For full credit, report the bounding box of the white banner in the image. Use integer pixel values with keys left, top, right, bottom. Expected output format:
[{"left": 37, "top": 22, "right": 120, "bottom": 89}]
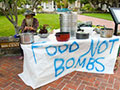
[{"left": 19, "top": 36, "right": 120, "bottom": 89}]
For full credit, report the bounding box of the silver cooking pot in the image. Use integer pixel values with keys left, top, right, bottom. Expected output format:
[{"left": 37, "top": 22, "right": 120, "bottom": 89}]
[
  {"left": 76, "top": 31, "right": 89, "bottom": 39},
  {"left": 100, "top": 28, "right": 113, "bottom": 38},
  {"left": 19, "top": 33, "right": 34, "bottom": 44}
]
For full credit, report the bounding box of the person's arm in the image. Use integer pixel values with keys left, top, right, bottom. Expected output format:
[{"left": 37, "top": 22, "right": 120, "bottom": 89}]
[
  {"left": 32, "top": 18, "right": 39, "bottom": 31},
  {"left": 21, "top": 19, "right": 26, "bottom": 33}
]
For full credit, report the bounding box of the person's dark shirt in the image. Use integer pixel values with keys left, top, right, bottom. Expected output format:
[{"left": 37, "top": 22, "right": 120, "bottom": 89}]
[{"left": 21, "top": 18, "right": 39, "bottom": 33}]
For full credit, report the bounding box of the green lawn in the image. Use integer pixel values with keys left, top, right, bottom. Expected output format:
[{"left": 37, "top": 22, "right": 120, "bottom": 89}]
[
  {"left": 81, "top": 13, "right": 113, "bottom": 21},
  {"left": 0, "top": 14, "right": 60, "bottom": 37},
  {"left": 0, "top": 13, "right": 113, "bottom": 37}
]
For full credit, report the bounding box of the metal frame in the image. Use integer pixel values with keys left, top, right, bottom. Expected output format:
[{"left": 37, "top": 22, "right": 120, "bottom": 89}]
[{"left": 109, "top": 8, "right": 120, "bottom": 35}]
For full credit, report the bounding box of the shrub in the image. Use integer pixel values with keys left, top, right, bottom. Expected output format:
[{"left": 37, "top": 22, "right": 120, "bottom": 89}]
[
  {"left": 0, "top": 10, "right": 10, "bottom": 16},
  {"left": 72, "top": 7, "right": 79, "bottom": 12},
  {"left": 0, "top": 8, "right": 25, "bottom": 16},
  {"left": 37, "top": 6, "right": 43, "bottom": 12},
  {"left": 81, "top": 4, "right": 96, "bottom": 11},
  {"left": 0, "top": 11, "right": 4, "bottom": 16},
  {"left": 17, "top": 8, "right": 26, "bottom": 15}
]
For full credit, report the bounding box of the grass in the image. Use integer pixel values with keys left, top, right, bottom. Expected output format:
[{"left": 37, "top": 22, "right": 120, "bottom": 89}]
[
  {"left": 0, "top": 13, "right": 114, "bottom": 37},
  {"left": 0, "top": 14, "right": 60, "bottom": 37},
  {"left": 81, "top": 13, "right": 113, "bottom": 21}
]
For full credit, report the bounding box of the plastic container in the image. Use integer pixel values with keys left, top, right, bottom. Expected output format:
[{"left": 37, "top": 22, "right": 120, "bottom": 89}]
[
  {"left": 55, "top": 32, "right": 70, "bottom": 42},
  {"left": 100, "top": 28, "right": 113, "bottom": 38}
]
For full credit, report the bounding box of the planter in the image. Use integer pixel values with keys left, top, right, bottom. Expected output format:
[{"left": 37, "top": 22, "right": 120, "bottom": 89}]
[{"left": 57, "top": 8, "right": 70, "bottom": 12}]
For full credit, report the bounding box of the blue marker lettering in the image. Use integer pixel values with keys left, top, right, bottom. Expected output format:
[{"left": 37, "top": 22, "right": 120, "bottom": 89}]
[
  {"left": 69, "top": 41, "right": 79, "bottom": 53},
  {"left": 90, "top": 39, "right": 100, "bottom": 57},
  {"left": 97, "top": 40, "right": 108, "bottom": 54},
  {"left": 54, "top": 58, "right": 65, "bottom": 77},
  {"left": 74, "top": 57, "right": 86, "bottom": 68},
  {"left": 65, "top": 57, "right": 75, "bottom": 69},
  {"left": 31, "top": 45, "right": 43, "bottom": 64},
  {"left": 58, "top": 44, "right": 68, "bottom": 54},
  {"left": 75, "top": 39, "right": 100, "bottom": 68},
  {"left": 46, "top": 46, "right": 57, "bottom": 56},
  {"left": 95, "top": 57, "right": 105, "bottom": 72},
  {"left": 86, "top": 57, "right": 95, "bottom": 71},
  {"left": 109, "top": 38, "right": 119, "bottom": 54}
]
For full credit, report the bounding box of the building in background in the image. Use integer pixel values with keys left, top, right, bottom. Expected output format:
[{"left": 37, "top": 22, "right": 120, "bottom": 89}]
[
  {"left": 40, "top": 0, "right": 80, "bottom": 12},
  {"left": 1, "top": 0, "right": 120, "bottom": 13},
  {"left": 0, "top": 2, "right": 5, "bottom": 9},
  {"left": 40, "top": 1, "right": 55, "bottom": 12}
]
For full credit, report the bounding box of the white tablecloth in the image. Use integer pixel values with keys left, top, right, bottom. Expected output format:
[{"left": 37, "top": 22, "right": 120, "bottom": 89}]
[{"left": 18, "top": 31, "right": 120, "bottom": 89}]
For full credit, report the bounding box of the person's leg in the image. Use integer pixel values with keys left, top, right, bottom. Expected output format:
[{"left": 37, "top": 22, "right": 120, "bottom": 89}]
[{"left": 19, "top": 46, "right": 24, "bottom": 60}]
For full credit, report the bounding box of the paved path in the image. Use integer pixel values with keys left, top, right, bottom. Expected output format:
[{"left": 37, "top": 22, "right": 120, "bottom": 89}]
[
  {"left": 0, "top": 56, "right": 120, "bottom": 90},
  {"left": 77, "top": 15, "right": 120, "bottom": 30}
]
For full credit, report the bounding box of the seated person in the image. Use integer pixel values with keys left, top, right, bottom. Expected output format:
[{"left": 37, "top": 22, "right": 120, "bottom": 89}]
[
  {"left": 19, "top": 10, "right": 39, "bottom": 60},
  {"left": 21, "top": 10, "right": 39, "bottom": 33}
]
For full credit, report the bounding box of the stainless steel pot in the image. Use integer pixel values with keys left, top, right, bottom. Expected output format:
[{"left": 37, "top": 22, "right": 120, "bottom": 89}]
[
  {"left": 20, "top": 33, "right": 34, "bottom": 44},
  {"left": 100, "top": 28, "right": 113, "bottom": 38},
  {"left": 60, "top": 12, "right": 77, "bottom": 37},
  {"left": 76, "top": 31, "right": 89, "bottom": 39}
]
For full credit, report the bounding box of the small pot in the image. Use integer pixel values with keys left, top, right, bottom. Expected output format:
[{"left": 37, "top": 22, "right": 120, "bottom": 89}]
[
  {"left": 76, "top": 31, "right": 89, "bottom": 39},
  {"left": 100, "top": 28, "right": 113, "bottom": 38},
  {"left": 55, "top": 32, "right": 70, "bottom": 42},
  {"left": 20, "top": 33, "right": 34, "bottom": 44}
]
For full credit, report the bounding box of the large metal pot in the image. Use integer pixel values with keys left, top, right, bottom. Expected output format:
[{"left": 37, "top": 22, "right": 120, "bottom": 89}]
[
  {"left": 60, "top": 12, "right": 77, "bottom": 37},
  {"left": 19, "top": 33, "right": 34, "bottom": 44}
]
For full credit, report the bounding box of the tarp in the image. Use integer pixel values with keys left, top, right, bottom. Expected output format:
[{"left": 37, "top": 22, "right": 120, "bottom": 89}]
[{"left": 19, "top": 36, "right": 120, "bottom": 89}]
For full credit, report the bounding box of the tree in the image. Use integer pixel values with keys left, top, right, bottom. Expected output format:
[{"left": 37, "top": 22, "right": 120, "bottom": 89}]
[
  {"left": 84, "top": 0, "right": 120, "bottom": 11},
  {"left": 0, "top": 0, "right": 78, "bottom": 35},
  {"left": 68, "top": 0, "right": 76, "bottom": 4},
  {"left": 27, "top": 0, "right": 50, "bottom": 10},
  {"left": 29, "top": 0, "right": 42, "bottom": 10},
  {"left": 54, "top": 0, "right": 76, "bottom": 8},
  {"left": 0, "top": 0, "right": 29, "bottom": 34},
  {"left": 0, "top": 0, "right": 20, "bottom": 34},
  {"left": 0, "top": 0, "right": 46, "bottom": 35}
]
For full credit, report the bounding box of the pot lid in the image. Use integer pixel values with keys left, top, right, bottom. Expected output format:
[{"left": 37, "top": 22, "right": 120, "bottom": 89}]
[{"left": 76, "top": 31, "right": 89, "bottom": 34}]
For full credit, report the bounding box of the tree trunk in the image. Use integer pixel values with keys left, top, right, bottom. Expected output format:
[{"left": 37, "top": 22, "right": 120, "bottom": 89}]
[
  {"left": 116, "top": 0, "right": 119, "bottom": 7},
  {"left": 88, "top": 1, "right": 95, "bottom": 9},
  {"left": 14, "top": 25, "right": 20, "bottom": 34},
  {"left": 80, "top": 1, "right": 82, "bottom": 9},
  {"left": 95, "top": 0, "right": 99, "bottom": 9}
]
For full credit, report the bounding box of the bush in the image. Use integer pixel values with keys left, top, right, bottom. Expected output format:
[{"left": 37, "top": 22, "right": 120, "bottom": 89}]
[
  {"left": 72, "top": 7, "right": 79, "bottom": 12},
  {"left": 17, "top": 8, "right": 26, "bottom": 15},
  {"left": 0, "top": 10, "right": 4, "bottom": 16},
  {"left": 81, "top": 4, "right": 96, "bottom": 11},
  {"left": 37, "top": 6, "right": 43, "bottom": 12},
  {"left": 0, "top": 8, "right": 25, "bottom": 16},
  {"left": 0, "top": 10, "right": 10, "bottom": 16}
]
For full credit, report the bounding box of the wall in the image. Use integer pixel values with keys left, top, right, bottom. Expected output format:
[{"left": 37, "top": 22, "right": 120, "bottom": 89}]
[{"left": 0, "top": 36, "right": 21, "bottom": 56}]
